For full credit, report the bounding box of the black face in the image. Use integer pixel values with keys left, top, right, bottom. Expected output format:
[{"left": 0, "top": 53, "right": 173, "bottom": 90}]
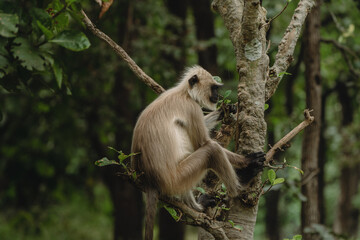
[{"left": 210, "top": 85, "right": 220, "bottom": 103}]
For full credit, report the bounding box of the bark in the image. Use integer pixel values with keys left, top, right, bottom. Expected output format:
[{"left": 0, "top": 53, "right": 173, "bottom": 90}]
[
  {"left": 301, "top": 1, "right": 322, "bottom": 239},
  {"left": 266, "top": 0, "right": 316, "bottom": 101}
]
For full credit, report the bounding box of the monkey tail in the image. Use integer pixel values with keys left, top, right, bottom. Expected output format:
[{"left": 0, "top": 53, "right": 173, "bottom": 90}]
[{"left": 145, "top": 189, "right": 159, "bottom": 240}]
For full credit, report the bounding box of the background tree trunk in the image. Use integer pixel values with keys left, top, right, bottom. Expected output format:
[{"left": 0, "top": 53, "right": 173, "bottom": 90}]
[
  {"left": 333, "top": 80, "right": 360, "bottom": 238},
  {"left": 190, "top": 0, "right": 218, "bottom": 74},
  {"left": 301, "top": 1, "right": 322, "bottom": 239}
]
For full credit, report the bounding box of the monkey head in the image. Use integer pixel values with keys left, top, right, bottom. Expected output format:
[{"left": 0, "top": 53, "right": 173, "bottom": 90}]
[{"left": 184, "top": 66, "right": 223, "bottom": 111}]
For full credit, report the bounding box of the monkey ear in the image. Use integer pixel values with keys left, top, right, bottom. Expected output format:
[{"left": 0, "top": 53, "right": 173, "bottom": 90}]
[{"left": 188, "top": 75, "right": 199, "bottom": 88}]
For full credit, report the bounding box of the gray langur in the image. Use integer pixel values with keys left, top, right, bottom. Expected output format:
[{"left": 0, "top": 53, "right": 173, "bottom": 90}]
[{"left": 131, "top": 66, "right": 265, "bottom": 240}]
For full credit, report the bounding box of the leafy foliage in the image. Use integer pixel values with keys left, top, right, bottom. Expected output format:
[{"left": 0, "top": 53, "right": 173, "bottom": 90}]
[{"left": 0, "top": 0, "right": 90, "bottom": 90}]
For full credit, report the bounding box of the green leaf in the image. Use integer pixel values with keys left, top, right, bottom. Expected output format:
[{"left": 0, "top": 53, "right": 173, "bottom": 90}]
[
  {"left": 95, "top": 157, "right": 120, "bottom": 167},
  {"left": 11, "top": 38, "right": 46, "bottom": 71},
  {"left": 132, "top": 172, "right": 137, "bottom": 181},
  {"left": 223, "top": 90, "right": 231, "bottom": 98},
  {"left": 267, "top": 169, "right": 276, "bottom": 184},
  {"left": 30, "top": 8, "right": 52, "bottom": 28},
  {"left": 108, "top": 146, "right": 122, "bottom": 154},
  {"left": 264, "top": 103, "right": 269, "bottom": 110},
  {"left": 0, "top": 38, "right": 8, "bottom": 55},
  {"left": 293, "top": 235, "right": 302, "bottom": 240},
  {"left": 0, "top": 13, "right": 19, "bottom": 38},
  {"left": 52, "top": 61, "right": 63, "bottom": 88},
  {"left": 37, "top": 20, "right": 54, "bottom": 40},
  {"left": 221, "top": 183, "right": 227, "bottom": 192},
  {"left": 118, "top": 151, "right": 139, "bottom": 163},
  {"left": 50, "top": 30, "right": 90, "bottom": 51},
  {"left": 0, "top": 55, "right": 9, "bottom": 78},
  {"left": 273, "top": 178, "right": 285, "bottom": 185},
  {"left": 221, "top": 206, "right": 230, "bottom": 211},
  {"left": 278, "top": 71, "right": 292, "bottom": 77},
  {"left": 228, "top": 220, "right": 235, "bottom": 227},
  {"left": 213, "top": 76, "right": 222, "bottom": 83},
  {"left": 163, "top": 205, "right": 180, "bottom": 221},
  {"left": 196, "top": 187, "right": 206, "bottom": 194}
]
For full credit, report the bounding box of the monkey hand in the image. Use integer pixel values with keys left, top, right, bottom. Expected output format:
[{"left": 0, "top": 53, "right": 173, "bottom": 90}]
[
  {"left": 247, "top": 152, "right": 266, "bottom": 167},
  {"left": 197, "top": 193, "right": 217, "bottom": 209},
  {"left": 217, "top": 103, "right": 237, "bottom": 120},
  {"left": 236, "top": 152, "right": 265, "bottom": 184}
]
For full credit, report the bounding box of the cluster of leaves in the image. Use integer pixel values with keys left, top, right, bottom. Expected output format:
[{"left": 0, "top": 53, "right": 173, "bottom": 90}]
[
  {"left": 0, "top": 0, "right": 89, "bottom": 90},
  {"left": 95, "top": 147, "right": 140, "bottom": 181},
  {"left": 267, "top": 169, "right": 285, "bottom": 186}
]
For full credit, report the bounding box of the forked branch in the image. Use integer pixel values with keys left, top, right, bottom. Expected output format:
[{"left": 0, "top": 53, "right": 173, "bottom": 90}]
[{"left": 265, "top": 0, "right": 316, "bottom": 100}]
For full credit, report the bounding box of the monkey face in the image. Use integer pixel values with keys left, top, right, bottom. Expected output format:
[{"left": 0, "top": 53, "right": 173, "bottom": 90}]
[
  {"left": 210, "top": 85, "right": 221, "bottom": 104},
  {"left": 185, "top": 66, "right": 223, "bottom": 111}
]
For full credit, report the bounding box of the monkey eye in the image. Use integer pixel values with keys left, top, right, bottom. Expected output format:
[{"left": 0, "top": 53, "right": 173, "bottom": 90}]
[{"left": 188, "top": 75, "right": 199, "bottom": 87}]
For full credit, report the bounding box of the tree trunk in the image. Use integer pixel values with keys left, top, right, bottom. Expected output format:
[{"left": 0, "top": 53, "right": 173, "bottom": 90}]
[
  {"left": 301, "top": 1, "right": 322, "bottom": 239},
  {"left": 333, "top": 81, "right": 360, "bottom": 238},
  {"left": 211, "top": 1, "right": 268, "bottom": 239}
]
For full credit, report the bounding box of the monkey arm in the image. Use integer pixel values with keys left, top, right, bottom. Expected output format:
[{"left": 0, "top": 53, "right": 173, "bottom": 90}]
[
  {"left": 204, "top": 110, "right": 221, "bottom": 131},
  {"left": 222, "top": 148, "right": 249, "bottom": 168}
]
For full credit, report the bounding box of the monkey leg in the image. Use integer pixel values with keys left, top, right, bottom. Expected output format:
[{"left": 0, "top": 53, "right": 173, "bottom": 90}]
[{"left": 176, "top": 141, "right": 240, "bottom": 198}]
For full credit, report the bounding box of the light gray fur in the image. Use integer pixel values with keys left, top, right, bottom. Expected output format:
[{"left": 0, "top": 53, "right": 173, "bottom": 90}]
[{"left": 204, "top": 110, "right": 221, "bottom": 131}]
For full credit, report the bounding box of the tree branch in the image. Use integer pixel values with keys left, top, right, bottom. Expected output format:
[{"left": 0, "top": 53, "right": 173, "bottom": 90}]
[
  {"left": 321, "top": 38, "right": 360, "bottom": 79},
  {"left": 80, "top": 10, "right": 165, "bottom": 94},
  {"left": 265, "top": 0, "right": 316, "bottom": 101},
  {"left": 113, "top": 163, "right": 231, "bottom": 240},
  {"left": 265, "top": 109, "right": 314, "bottom": 163},
  {"left": 211, "top": 0, "right": 243, "bottom": 57}
]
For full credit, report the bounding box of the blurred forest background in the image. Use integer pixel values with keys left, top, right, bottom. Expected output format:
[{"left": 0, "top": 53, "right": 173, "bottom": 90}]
[{"left": 0, "top": 0, "right": 360, "bottom": 239}]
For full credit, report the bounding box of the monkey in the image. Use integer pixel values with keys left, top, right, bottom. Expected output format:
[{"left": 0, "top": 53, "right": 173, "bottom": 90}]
[{"left": 131, "top": 66, "right": 265, "bottom": 240}]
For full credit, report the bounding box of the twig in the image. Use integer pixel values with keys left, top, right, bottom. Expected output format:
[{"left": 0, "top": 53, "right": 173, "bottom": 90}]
[
  {"left": 321, "top": 38, "right": 360, "bottom": 78},
  {"left": 52, "top": 1, "right": 68, "bottom": 19},
  {"left": 301, "top": 168, "right": 319, "bottom": 186},
  {"left": 265, "top": 109, "right": 314, "bottom": 163},
  {"left": 80, "top": 10, "right": 165, "bottom": 94},
  {"left": 261, "top": 1, "right": 289, "bottom": 29}
]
